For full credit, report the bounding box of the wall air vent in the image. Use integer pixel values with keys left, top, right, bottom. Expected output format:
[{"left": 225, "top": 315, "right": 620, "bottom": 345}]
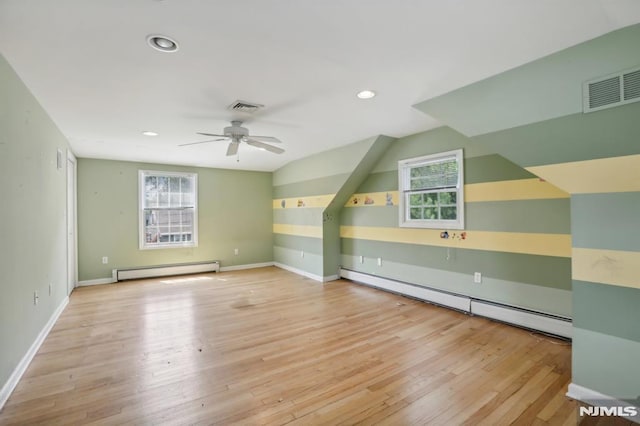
[
  {"left": 227, "top": 100, "right": 264, "bottom": 113},
  {"left": 583, "top": 66, "right": 640, "bottom": 113}
]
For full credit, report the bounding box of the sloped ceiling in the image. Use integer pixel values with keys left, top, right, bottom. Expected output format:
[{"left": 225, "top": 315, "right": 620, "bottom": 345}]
[{"left": 1, "top": 0, "right": 640, "bottom": 171}]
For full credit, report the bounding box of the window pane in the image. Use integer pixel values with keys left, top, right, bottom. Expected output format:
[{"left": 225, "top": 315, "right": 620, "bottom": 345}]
[
  {"left": 441, "top": 207, "right": 457, "bottom": 220},
  {"left": 409, "top": 194, "right": 423, "bottom": 206},
  {"left": 181, "top": 177, "right": 192, "bottom": 193},
  {"left": 424, "top": 193, "right": 438, "bottom": 205},
  {"left": 170, "top": 193, "right": 181, "bottom": 207},
  {"left": 159, "top": 191, "right": 169, "bottom": 207},
  {"left": 439, "top": 191, "right": 457, "bottom": 205},
  {"left": 410, "top": 207, "right": 422, "bottom": 219},
  {"left": 169, "top": 176, "right": 180, "bottom": 192},
  {"left": 424, "top": 207, "right": 438, "bottom": 220}
]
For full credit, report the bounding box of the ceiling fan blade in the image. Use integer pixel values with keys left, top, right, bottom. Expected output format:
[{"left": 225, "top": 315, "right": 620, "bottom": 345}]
[
  {"left": 249, "top": 135, "right": 282, "bottom": 143},
  {"left": 179, "top": 138, "right": 228, "bottom": 147},
  {"left": 245, "top": 138, "right": 285, "bottom": 154},
  {"left": 197, "top": 132, "right": 227, "bottom": 138},
  {"left": 226, "top": 141, "right": 240, "bottom": 156}
]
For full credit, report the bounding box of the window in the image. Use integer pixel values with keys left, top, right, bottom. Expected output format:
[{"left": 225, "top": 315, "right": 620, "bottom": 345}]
[
  {"left": 139, "top": 170, "right": 198, "bottom": 249},
  {"left": 398, "top": 149, "right": 464, "bottom": 229}
]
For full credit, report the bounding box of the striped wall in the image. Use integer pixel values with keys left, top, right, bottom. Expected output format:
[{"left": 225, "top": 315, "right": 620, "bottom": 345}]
[
  {"left": 272, "top": 136, "right": 392, "bottom": 280},
  {"left": 340, "top": 127, "right": 572, "bottom": 317},
  {"left": 416, "top": 27, "right": 640, "bottom": 405},
  {"left": 468, "top": 109, "right": 640, "bottom": 402}
]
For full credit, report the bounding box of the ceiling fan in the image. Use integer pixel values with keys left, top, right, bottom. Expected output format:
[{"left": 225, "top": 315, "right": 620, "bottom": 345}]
[{"left": 179, "top": 120, "right": 284, "bottom": 156}]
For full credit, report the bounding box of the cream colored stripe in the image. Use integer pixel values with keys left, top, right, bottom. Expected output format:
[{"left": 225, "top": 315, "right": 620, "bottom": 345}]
[
  {"left": 340, "top": 226, "right": 571, "bottom": 258},
  {"left": 465, "top": 178, "right": 568, "bottom": 202},
  {"left": 572, "top": 247, "right": 640, "bottom": 289},
  {"left": 344, "top": 178, "right": 567, "bottom": 208},
  {"left": 527, "top": 154, "right": 640, "bottom": 194},
  {"left": 345, "top": 192, "right": 399, "bottom": 207},
  {"left": 273, "top": 223, "right": 323, "bottom": 239},
  {"left": 273, "top": 194, "right": 335, "bottom": 209}
]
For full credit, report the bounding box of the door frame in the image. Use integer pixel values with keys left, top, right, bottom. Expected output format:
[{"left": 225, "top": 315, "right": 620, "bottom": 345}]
[{"left": 67, "top": 150, "right": 78, "bottom": 295}]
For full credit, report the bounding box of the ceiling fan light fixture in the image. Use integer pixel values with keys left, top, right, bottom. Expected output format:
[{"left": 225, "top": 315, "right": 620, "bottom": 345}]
[
  {"left": 357, "top": 90, "right": 376, "bottom": 99},
  {"left": 142, "top": 131, "right": 158, "bottom": 136},
  {"left": 146, "top": 35, "right": 179, "bottom": 53}
]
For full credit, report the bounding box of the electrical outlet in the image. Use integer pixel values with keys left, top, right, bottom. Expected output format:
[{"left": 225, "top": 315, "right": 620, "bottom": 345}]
[
  {"left": 301, "top": 250, "right": 304, "bottom": 258},
  {"left": 234, "top": 248, "right": 239, "bottom": 256},
  {"left": 49, "top": 283, "right": 52, "bottom": 296},
  {"left": 377, "top": 257, "right": 382, "bottom": 267},
  {"left": 102, "top": 256, "right": 108, "bottom": 264},
  {"left": 359, "top": 255, "right": 364, "bottom": 264},
  {"left": 34, "top": 291, "right": 39, "bottom": 305},
  {"left": 474, "top": 272, "right": 482, "bottom": 284}
]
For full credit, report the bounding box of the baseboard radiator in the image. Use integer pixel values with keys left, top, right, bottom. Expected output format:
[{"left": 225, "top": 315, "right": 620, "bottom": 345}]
[
  {"left": 339, "top": 268, "right": 572, "bottom": 339},
  {"left": 114, "top": 260, "right": 220, "bottom": 281}
]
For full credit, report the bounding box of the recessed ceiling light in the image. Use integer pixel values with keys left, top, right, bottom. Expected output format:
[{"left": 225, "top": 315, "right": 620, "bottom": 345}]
[
  {"left": 357, "top": 90, "right": 376, "bottom": 99},
  {"left": 142, "top": 131, "right": 158, "bottom": 136},
  {"left": 146, "top": 35, "right": 179, "bottom": 53}
]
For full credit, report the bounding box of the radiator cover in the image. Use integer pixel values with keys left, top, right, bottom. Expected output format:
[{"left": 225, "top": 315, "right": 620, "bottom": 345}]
[{"left": 114, "top": 260, "right": 220, "bottom": 281}]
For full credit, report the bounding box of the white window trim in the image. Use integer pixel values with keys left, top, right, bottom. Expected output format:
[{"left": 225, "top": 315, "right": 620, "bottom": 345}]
[
  {"left": 138, "top": 170, "right": 198, "bottom": 250},
  {"left": 398, "top": 149, "right": 465, "bottom": 230}
]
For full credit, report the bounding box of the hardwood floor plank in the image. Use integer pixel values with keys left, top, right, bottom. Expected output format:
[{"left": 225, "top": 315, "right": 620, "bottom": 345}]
[{"left": 0, "top": 267, "right": 584, "bottom": 425}]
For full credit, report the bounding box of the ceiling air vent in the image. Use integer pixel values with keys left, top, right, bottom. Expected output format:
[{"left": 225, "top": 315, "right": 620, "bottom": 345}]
[
  {"left": 227, "top": 100, "right": 264, "bottom": 113},
  {"left": 583, "top": 66, "right": 640, "bottom": 113}
]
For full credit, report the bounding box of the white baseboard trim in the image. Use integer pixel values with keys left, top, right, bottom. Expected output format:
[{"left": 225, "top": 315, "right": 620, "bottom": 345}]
[
  {"left": 340, "top": 268, "right": 471, "bottom": 312},
  {"left": 471, "top": 300, "right": 572, "bottom": 339},
  {"left": 77, "top": 277, "right": 115, "bottom": 287},
  {"left": 0, "top": 296, "right": 69, "bottom": 411},
  {"left": 567, "top": 383, "right": 640, "bottom": 423},
  {"left": 274, "top": 263, "right": 337, "bottom": 282},
  {"left": 220, "top": 262, "right": 275, "bottom": 272},
  {"left": 339, "top": 268, "right": 573, "bottom": 338}
]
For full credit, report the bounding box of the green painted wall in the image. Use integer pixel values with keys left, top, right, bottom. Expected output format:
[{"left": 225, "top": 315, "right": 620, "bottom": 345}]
[
  {"left": 420, "top": 24, "right": 640, "bottom": 405},
  {"left": 77, "top": 159, "right": 273, "bottom": 280},
  {"left": 0, "top": 54, "right": 71, "bottom": 389},
  {"left": 416, "top": 24, "right": 640, "bottom": 137},
  {"left": 272, "top": 136, "right": 392, "bottom": 279},
  {"left": 340, "top": 127, "right": 572, "bottom": 316}
]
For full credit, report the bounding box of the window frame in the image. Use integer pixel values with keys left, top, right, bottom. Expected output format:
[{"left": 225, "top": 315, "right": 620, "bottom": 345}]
[
  {"left": 398, "top": 149, "right": 465, "bottom": 230},
  {"left": 138, "top": 170, "right": 198, "bottom": 250}
]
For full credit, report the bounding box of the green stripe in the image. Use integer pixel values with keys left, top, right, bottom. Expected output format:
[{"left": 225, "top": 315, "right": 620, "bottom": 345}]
[
  {"left": 571, "top": 192, "right": 640, "bottom": 252},
  {"left": 467, "top": 199, "right": 570, "bottom": 234},
  {"left": 573, "top": 280, "right": 640, "bottom": 343},
  {"left": 274, "top": 246, "right": 323, "bottom": 277},
  {"left": 341, "top": 238, "right": 571, "bottom": 290},
  {"left": 371, "top": 127, "right": 493, "bottom": 173},
  {"left": 341, "top": 255, "right": 571, "bottom": 317},
  {"left": 274, "top": 233, "right": 323, "bottom": 255},
  {"left": 356, "top": 171, "right": 397, "bottom": 193},
  {"left": 572, "top": 327, "right": 640, "bottom": 400},
  {"left": 341, "top": 198, "right": 570, "bottom": 234},
  {"left": 465, "top": 154, "right": 535, "bottom": 184},
  {"left": 272, "top": 173, "right": 349, "bottom": 198},
  {"left": 473, "top": 102, "right": 640, "bottom": 168},
  {"left": 273, "top": 208, "right": 324, "bottom": 227}
]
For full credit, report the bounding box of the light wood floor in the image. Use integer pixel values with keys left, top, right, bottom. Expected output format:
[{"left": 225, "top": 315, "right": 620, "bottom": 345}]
[{"left": 0, "top": 267, "right": 591, "bottom": 425}]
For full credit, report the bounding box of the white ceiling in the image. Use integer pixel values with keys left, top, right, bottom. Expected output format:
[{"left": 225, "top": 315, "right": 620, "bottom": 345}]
[{"left": 1, "top": 0, "right": 640, "bottom": 172}]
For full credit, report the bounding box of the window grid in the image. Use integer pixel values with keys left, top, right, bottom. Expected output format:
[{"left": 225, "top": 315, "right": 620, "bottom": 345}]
[
  {"left": 398, "top": 149, "right": 464, "bottom": 229},
  {"left": 139, "top": 171, "right": 197, "bottom": 249}
]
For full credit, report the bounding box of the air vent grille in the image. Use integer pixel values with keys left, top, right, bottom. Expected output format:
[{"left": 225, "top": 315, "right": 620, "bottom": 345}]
[
  {"left": 583, "top": 66, "right": 640, "bottom": 113},
  {"left": 228, "top": 100, "right": 264, "bottom": 113},
  {"left": 623, "top": 69, "right": 640, "bottom": 101},
  {"left": 588, "top": 77, "right": 620, "bottom": 109}
]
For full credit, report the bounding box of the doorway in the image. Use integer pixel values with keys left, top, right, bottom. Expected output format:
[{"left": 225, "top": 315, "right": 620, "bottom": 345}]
[{"left": 66, "top": 151, "right": 77, "bottom": 295}]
